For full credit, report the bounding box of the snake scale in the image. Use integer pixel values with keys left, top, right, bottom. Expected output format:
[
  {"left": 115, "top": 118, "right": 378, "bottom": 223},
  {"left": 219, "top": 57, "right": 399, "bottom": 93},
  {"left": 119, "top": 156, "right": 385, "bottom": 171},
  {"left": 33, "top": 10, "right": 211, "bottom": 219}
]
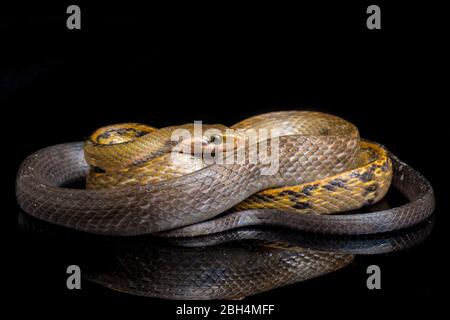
[{"left": 16, "top": 111, "right": 435, "bottom": 236}]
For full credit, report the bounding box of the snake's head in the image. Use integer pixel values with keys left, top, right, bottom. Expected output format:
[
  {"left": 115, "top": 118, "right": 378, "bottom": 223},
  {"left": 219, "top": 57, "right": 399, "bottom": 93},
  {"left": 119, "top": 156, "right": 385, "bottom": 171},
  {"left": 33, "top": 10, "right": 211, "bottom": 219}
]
[{"left": 171, "top": 124, "right": 247, "bottom": 158}]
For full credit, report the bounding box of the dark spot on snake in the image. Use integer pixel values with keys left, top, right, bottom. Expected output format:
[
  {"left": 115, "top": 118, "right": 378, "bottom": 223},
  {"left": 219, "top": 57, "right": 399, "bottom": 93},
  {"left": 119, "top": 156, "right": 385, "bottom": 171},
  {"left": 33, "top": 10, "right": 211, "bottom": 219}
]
[
  {"left": 92, "top": 166, "right": 106, "bottom": 173},
  {"left": 293, "top": 202, "right": 312, "bottom": 210},
  {"left": 258, "top": 193, "right": 275, "bottom": 200},
  {"left": 301, "top": 184, "right": 319, "bottom": 196},
  {"left": 329, "top": 179, "right": 347, "bottom": 188},
  {"left": 279, "top": 190, "right": 298, "bottom": 197},
  {"left": 253, "top": 194, "right": 266, "bottom": 201},
  {"left": 359, "top": 171, "right": 373, "bottom": 182},
  {"left": 364, "top": 198, "right": 375, "bottom": 206},
  {"left": 350, "top": 171, "right": 361, "bottom": 179},
  {"left": 323, "top": 184, "right": 337, "bottom": 191},
  {"left": 96, "top": 131, "right": 111, "bottom": 143},
  {"left": 364, "top": 184, "right": 378, "bottom": 195},
  {"left": 134, "top": 130, "right": 148, "bottom": 137}
]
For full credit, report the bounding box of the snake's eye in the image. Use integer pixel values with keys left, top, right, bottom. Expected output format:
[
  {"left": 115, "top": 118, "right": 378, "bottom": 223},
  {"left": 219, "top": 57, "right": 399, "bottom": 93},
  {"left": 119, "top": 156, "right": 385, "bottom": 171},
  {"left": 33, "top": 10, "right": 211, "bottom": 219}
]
[{"left": 209, "top": 134, "right": 222, "bottom": 145}]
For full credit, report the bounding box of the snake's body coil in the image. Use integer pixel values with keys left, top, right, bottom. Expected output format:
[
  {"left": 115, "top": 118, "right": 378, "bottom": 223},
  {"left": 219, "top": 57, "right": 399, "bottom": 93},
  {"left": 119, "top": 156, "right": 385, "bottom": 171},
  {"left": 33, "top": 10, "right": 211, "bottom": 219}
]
[{"left": 16, "top": 111, "right": 435, "bottom": 236}]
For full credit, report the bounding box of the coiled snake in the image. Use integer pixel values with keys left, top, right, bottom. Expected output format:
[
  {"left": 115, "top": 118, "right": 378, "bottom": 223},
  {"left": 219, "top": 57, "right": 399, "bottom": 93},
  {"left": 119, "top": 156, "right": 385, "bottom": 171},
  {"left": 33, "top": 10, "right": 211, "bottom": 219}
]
[{"left": 16, "top": 111, "right": 435, "bottom": 236}]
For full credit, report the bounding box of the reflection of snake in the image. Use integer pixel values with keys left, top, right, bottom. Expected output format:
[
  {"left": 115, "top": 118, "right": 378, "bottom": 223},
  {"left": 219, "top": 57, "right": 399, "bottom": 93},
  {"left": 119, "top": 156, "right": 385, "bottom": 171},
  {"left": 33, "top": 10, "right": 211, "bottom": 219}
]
[
  {"left": 167, "top": 222, "right": 434, "bottom": 254},
  {"left": 87, "top": 242, "right": 354, "bottom": 300},
  {"left": 17, "top": 211, "right": 432, "bottom": 300},
  {"left": 85, "top": 222, "right": 432, "bottom": 300},
  {"left": 16, "top": 111, "right": 435, "bottom": 235}
]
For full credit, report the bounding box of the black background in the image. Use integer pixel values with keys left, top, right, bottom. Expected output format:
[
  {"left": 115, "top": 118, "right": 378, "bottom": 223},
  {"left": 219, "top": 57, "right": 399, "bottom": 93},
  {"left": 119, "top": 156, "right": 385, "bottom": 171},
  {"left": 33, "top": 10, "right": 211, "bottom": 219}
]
[{"left": 2, "top": 1, "right": 447, "bottom": 317}]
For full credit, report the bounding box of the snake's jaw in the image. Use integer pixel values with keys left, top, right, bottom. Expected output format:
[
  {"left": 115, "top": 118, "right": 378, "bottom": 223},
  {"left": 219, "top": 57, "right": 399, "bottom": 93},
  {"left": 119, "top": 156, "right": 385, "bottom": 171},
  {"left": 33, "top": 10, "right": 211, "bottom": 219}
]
[{"left": 171, "top": 137, "right": 206, "bottom": 155}]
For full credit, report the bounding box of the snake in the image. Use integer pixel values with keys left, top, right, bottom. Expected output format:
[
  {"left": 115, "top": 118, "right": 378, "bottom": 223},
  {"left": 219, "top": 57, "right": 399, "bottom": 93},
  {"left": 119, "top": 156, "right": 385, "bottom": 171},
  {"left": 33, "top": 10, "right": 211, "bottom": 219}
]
[
  {"left": 15, "top": 111, "right": 435, "bottom": 236},
  {"left": 85, "top": 221, "right": 431, "bottom": 300}
]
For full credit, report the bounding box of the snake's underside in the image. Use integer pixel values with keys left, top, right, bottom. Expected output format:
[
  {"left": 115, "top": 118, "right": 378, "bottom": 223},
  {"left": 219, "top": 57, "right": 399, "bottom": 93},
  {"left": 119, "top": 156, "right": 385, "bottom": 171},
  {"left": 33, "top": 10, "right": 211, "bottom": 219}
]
[{"left": 15, "top": 111, "right": 435, "bottom": 236}]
